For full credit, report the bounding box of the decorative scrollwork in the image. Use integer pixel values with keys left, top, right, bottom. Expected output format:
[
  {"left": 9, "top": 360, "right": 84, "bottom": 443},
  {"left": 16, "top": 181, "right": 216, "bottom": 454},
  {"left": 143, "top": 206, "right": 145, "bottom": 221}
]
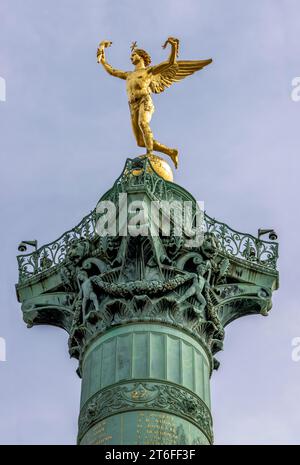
[
  {"left": 78, "top": 381, "right": 213, "bottom": 444},
  {"left": 205, "top": 214, "right": 278, "bottom": 270},
  {"left": 17, "top": 210, "right": 98, "bottom": 282}
]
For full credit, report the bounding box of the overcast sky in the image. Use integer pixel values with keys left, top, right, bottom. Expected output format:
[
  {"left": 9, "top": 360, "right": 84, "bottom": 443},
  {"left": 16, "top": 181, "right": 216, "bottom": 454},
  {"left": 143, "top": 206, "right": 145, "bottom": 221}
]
[{"left": 0, "top": 0, "right": 300, "bottom": 445}]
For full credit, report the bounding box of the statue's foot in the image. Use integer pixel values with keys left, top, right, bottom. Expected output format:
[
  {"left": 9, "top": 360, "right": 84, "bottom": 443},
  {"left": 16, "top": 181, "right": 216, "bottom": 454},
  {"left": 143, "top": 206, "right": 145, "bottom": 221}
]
[{"left": 169, "top": 149, "right": 178, "bottom": 169}]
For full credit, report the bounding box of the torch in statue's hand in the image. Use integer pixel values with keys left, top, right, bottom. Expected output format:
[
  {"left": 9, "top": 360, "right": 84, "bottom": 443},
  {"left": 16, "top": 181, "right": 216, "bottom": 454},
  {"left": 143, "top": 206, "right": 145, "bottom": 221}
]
[
  {"left": 97, "top": 40, "right": 113, "bottom": 63},
  {"left": 162, "top": 37, "right": 179, "bottom": 57}
]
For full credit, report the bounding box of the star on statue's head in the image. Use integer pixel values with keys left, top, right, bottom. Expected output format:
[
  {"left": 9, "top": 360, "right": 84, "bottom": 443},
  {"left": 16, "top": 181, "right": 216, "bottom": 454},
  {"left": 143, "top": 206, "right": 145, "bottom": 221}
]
[{"left": 130, "top": 41, "right": 138, "bottom": 52}]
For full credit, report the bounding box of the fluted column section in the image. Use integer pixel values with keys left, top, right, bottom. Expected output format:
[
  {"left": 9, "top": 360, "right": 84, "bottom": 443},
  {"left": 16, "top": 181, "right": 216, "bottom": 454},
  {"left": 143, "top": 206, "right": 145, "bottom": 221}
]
[{"left": 78, "top": 323, "right": 213, "bottom": 445}]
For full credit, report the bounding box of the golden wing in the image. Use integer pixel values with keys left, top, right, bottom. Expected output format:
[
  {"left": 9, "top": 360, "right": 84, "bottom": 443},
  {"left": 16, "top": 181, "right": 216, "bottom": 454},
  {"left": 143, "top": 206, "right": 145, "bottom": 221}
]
[{"left": 150, "top": 59, "right": 212, "bottom": 94}]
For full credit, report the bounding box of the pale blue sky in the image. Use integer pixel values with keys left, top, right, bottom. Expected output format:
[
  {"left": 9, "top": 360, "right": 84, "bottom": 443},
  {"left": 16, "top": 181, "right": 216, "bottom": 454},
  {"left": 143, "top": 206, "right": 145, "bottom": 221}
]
[{"left": 0, "top": 0, "right": 300, "bottom": 444}]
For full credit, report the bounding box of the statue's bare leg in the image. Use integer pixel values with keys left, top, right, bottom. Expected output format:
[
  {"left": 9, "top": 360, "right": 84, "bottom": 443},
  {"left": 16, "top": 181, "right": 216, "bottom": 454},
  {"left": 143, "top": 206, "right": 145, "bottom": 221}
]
[
  {"left": 130, "top": 102, "right": 178, "bottom": 169},
  {"left": 130, "top": 108, "right": 146, "bottom": 148},
  {"left": 153, "top": 141, "right": 178, "bottom": 169},
  {"left": 139, "top": 104, "right": 179, "bottom": 168},
  {"left": 90, "top": 292, "right": 99, "bottom": 312},
  {"left": 196, "top": 291, "right": 206, "bottom": 306},
  {"left": 138, "top": 102, "right": 154, "bottom": 152},
  {"left": 178, "top": 285, "right": 196, "bottom": 304}
]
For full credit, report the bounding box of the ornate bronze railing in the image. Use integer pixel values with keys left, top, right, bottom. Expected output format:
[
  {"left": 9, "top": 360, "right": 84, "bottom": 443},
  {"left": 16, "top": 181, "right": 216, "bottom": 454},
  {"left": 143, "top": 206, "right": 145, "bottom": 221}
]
[
  {"left": 204, "top": 214, "right": 278, "bottom": 269},
  {"left": 17, "top": 209, "right": 278, "bottom": 284},
  {"left": 17, "top": 210, "right": 97, "bottom": 283}
]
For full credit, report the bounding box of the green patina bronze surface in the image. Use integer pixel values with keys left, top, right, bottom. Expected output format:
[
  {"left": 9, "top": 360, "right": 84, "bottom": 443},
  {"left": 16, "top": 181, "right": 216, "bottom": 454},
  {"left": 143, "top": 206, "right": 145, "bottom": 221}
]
[{"left": 15, "top": 157, "right": 279, "bottom": 445}]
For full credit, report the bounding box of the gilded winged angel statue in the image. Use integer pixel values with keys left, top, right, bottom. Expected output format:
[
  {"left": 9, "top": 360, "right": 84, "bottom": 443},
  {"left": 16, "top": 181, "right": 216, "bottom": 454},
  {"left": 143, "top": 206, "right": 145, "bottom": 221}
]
[{"left": 97, "top": 37, "right": 212, "bottom": 169}]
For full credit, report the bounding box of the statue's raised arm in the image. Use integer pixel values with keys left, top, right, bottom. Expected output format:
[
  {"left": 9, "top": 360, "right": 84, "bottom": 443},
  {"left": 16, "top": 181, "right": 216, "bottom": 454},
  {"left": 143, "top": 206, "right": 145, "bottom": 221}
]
[
  {"left": 149, "top": 37, "right": 179, "bottom": 76},
  {"left": 150, "top": 38, "right": 212, "bottom": 94},
  {"left": 97, "top": 40, "right": 128, "bottom": 80}
]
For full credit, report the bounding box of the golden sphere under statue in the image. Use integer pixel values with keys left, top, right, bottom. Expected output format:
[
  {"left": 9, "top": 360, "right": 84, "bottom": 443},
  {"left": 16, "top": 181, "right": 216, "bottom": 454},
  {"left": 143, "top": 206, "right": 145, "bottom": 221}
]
[
  {"left": 146, "top": 154, "right": 174, "bottom": 182},
  {"left": 131, "top": 154, "right": 174, "bottom": 182}
]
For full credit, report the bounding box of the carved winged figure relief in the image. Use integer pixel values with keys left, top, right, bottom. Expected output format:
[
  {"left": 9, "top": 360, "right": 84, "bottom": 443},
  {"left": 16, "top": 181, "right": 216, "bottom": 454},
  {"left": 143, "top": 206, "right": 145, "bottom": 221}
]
[{"left": 97, "top": 37, "right": 212, "bottom": 168}]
